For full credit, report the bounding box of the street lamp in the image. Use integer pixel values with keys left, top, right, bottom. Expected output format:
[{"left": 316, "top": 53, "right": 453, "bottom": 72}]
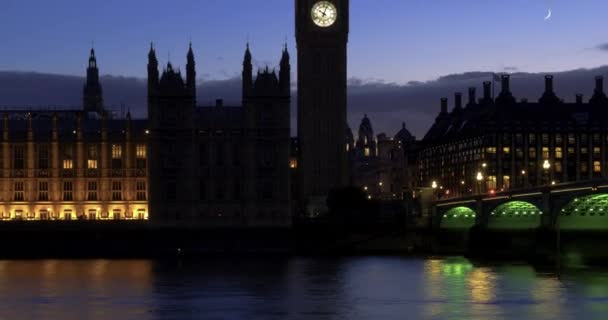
[
  {"left": 431, "top": 180, "right": 439, "bottom": 200},
  {"left": 476, "top": 171, "right": 483, "bottom": 194},
  {"left": 543, "top": 160, "right": 551, "bottom": 186}
]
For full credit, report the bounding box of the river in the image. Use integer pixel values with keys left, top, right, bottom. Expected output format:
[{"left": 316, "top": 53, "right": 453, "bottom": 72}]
[{"left": 0, "top": 257, "right": 606, "bottom": 319}]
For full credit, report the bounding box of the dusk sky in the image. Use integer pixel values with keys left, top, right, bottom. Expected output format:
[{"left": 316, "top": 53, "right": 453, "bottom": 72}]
[{"left": 2, "top": 0, "right": 608, "bottom": 83}]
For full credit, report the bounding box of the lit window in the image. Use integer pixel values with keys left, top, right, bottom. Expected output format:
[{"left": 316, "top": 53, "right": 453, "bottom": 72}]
[
  {"left": 346, "top": 144, "right": 350, "bottom": 152},
  {"left": 87, "top": 159, "right": 98, "bottom": 169},
  {"left": 594, "top": 147, "right": 601, "bottom": 156},
  {"left": 111, "top": 144, "right": 122, "bottom": 159},
  {"left": 136, "top": 144, "right": 146, "bottom": 159},
  {"left": 112, "top": 181, "right": 122, "bottom": 201},
  {"left": 568, "top": 134, "right": 575, "bottom": 145},
  {"left": 364, "top": 147, "right": 370, "bottom": 157},
  {"left": 555, "top": 162, "right": 563, "bottom": 173},
  {"left": 555, "top": 147, "right": 563, "bottom": 159},
  {"left": 14, "top": 181, "right": 24, "bottom": 201},
  {"left": 502, "top": 147, "right": 510, "bottom": 154},
  {"left": 487, "top": 175, "right": 497, "bottom": 190},
  {"left": 594, "top": 161, "right": 601, "bottom": 173},
  {"left": 503, "top": 176, "right": 511, "bottom": 189},
  {"left": 38, "top": 181, "right": 49, "bottom": 201},
  {"left": 542, "top": 147, "right": 549, "bottom": 159},
  {"left": 528, "top": 148, "right": 537, "bottom": 158},
  {"left": 87, "top": 181, "right": 98, "bottom": 201},
  {"left": 290, "top": 158, "right": 298, "bottom": 169},
  {"left": 63, "top": 159, "right": 73, "bottom": 169},
  {"left": 63, "top": 181, "right": 73, "bottom": 201},
  {"left": 487, "top": 147, "right": 497, "bottom": 154},
  {"left": 136, "top": 181, "right": 146, "bottom": 201}
]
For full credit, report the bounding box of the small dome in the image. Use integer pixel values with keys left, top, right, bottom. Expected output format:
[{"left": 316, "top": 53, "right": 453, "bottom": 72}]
[{"left": 395, "top": 122, "right": 413, "bottom": 142}]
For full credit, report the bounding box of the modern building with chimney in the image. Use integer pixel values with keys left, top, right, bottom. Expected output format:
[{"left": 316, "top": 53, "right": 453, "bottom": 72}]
[{"left": 419, "top": 74, "right": 608, "bottom": 199}]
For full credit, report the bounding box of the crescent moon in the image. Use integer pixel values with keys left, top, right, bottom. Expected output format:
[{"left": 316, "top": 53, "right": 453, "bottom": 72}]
[{"left": 544, "top": 9, "right": 552, "bottom": 20}]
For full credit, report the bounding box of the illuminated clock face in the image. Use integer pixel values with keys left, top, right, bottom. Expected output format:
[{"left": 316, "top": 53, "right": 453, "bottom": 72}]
[{"left": 311, "top": 1, "right": 337, "bottom": 27}]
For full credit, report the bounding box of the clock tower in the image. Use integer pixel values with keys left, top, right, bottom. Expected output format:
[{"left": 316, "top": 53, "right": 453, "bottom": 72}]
[{"left": 296, "top": 0, "right": 349, "bottom": 213}]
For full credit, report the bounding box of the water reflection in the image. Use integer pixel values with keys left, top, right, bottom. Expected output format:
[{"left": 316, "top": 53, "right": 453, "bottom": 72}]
[{"left": 0, "top": 257, "right": 605, "bottom": 319}]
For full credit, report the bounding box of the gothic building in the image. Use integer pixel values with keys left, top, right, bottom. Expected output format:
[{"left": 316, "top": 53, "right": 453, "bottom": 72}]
[
  {"left": 0, "top": 42, "right": 291, "bottom": 227},
  {"left": 0, "top": 49, "right": 149, "bottom": 221},
  {"left": 419, "top": 74, "right": 608, "bottom": 199},
  {"left": 147, "top": 43, "right": 291, "bottom": 226}
]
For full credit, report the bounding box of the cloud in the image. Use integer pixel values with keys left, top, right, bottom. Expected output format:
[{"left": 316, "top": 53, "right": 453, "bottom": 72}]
[
  {"left": 597, "top": 43, "right": 608, "bottom": 51},
  {"left": 2, "top": 65, "right": 608, "bottom": 138},
  {"left": 503, "top": 66, "right": 518, "bottom": 71}
]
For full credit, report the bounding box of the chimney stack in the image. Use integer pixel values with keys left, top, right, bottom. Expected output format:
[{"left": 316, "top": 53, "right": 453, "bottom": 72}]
[
  {"left": 455, "top": 92, "right": 462, "bottom": 110},
  {"left": 440, "top": 98, "right": 448, "bottom": 115},
  {"left": 595, "top": 76, "right": 604, "bottom": 94},
  {"left": 501, "top": 75, "right": 510, "bottom": 94},
  {"left": 468, "top": 87, "right": 476, "bottom": 105},
  {"left": 483, "top": 81, "right": 492, "bottom": 101},
  {"left": 545, "top": 75, "right": 554, "bottom": 93}
]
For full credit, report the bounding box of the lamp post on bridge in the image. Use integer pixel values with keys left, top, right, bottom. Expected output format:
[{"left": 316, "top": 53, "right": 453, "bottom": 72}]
[
  {"left": 543, "top": 160, "right": 551, "bottom": 186},
  {"left": 476, "top": 171, "right": 484, "bottom": 195}
]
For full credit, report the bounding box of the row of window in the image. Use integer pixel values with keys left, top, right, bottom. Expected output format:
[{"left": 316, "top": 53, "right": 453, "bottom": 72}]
[
  {"left": 1, "top": 208, "right": 146, "bottom": 220},
  {"left": 3, "top": 144, "right": 146, "bottom": 170},
  {"left": 11, "top": 180, "right": 147, "bottom": 202}
]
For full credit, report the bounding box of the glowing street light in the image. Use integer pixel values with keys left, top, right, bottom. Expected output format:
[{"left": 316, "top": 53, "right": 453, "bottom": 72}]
[
  {"left": 543, "top": 160, "right": 551, "bottom": 170},
  {"left": 431, "top": 181, "right": 438, "bottom": 189},
  {"left": 476, "top": 172, "right": 483, "bottom": 181},
  {"left": 482, "top": 162, "right": 487, "bottom": 168}
]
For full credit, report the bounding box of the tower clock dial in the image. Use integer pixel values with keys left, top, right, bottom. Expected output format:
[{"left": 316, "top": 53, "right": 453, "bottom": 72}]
[{"left": 311, "top": 1, "right": 337, "bottom": 27}]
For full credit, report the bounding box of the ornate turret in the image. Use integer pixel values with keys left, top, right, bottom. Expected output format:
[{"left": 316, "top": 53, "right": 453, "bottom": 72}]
[
  {"left": 279, "top": 44, "right": 290, "bottom": 97},
  {"left": 186, "top": 42, "right": 196, "bottom": 100},
  {"left": 51, "top": 112, "right": 58, "bottom": 141},
  {"left": 242, "top": 43, "right": 253, "bottom": 99},
  {"left": 83, "top": 48, "right": 104, "bottom": 115},
  {"left": 3, "top": 113, "right": 9, "bottom": 141},
  {"left": 148, "top": 43, "right": 159, "bottom": 96},
  {"left": 125, "top": 110, "right": 132, "bottom": 141}
]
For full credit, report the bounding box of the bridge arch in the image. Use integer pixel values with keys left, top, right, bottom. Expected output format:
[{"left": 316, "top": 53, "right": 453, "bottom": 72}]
[
  {"left": 440, "top": 206, "right": 476, "bottom": 229},
  {"left": 559, "top": 194, "right": 608, "bottom": 230},
  {"left": 487, "top": 201, "right": 542, "bottom": 230}
]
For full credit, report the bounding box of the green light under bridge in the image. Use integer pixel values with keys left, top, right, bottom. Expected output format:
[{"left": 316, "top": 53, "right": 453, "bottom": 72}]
[
  {"left": 488, "top": 201, "right": 541, "bottom": 230},
  {"left": 440, "top": 206, "right": 476, "bottom": 229},
  {"left": 560, "top": 194, "right": 608, "bottom": 230}
]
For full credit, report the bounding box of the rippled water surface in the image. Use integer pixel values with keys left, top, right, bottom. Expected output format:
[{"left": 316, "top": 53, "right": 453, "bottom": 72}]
[{"left": 0, "top": 257, "right": 607, "bottom": 319}]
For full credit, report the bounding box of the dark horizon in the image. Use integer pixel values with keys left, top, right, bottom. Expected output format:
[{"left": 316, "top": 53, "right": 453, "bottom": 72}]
[{"left": 2, "top": 65, "right": 608, "bottom": 137}]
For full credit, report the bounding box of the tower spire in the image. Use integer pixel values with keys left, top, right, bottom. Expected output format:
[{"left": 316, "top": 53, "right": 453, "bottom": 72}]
[
  {"left": 83, "top": 46, "right": 103, "bottom": 114},
  {"left": 242, "top": 43, "right": 253, "bottom": 99},
  {"left": 148, "top": 42, "right": 159, "bottom": 96},
  {"left": 186, "top": 42, "right": 196, "bottom": 100},
  {"left": 280, "top": 43, "right": 290, "bottom": 97}
]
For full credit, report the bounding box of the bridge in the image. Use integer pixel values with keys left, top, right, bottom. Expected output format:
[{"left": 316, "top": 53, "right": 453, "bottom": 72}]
[{"left": 433, "top": 180, "right": 608, "bottom": 232}]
